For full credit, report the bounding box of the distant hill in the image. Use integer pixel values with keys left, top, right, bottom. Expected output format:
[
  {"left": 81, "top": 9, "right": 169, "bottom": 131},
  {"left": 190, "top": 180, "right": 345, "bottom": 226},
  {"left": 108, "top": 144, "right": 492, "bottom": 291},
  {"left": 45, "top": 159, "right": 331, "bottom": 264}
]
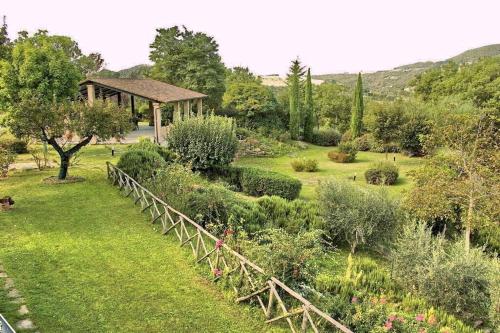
[
  {"left": 312, "top": 44, "right": 500, "bottom": 96},
  {"left": 94, "top": 64, "right": 151, "bottom": 79}
]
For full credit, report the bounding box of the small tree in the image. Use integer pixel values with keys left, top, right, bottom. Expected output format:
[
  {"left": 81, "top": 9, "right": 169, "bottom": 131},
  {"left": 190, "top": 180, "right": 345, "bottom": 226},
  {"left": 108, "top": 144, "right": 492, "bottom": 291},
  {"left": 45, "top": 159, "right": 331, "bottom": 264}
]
[
  {"left": 8, "top": 98, "right": 130, "bottom": 179},
  {"left": 368, "top": 100, "right": 404, "bottom": 158},
  {"left": 303, "top": 68, "right": 315, "bottom": 142},
  {"left": 350, "top": 73, "right": 364, "bottom": 138}
]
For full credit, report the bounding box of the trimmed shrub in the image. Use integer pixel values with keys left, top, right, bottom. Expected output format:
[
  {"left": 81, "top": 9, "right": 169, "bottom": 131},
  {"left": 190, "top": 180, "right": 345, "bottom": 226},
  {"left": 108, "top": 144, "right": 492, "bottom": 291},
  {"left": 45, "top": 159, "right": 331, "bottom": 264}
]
[
  {"left": 256, "top": 196, "right": 323, "bottom": 233},
  {"left": 0, "top": 147, "right": 15, "bottom": 177},
  {"left": 291, "top": 158, "right": 318, "bottom": 172},
  {"left": 166, "top": 115, "right": 238, "bottom": 170},
  {"left": 317, "top": 180, "right": 400, "bottom": 253},
  {"left": 311, "top": 128, "right": 341, "bottom": 146},
  {"left": 128, "top": 138, "right": 176, "bottom": 163},
  {"left": 328, "top": 141, "right": 357, "bottom": 163},
  {"left": 116, "top": 149, "right": 166, "bottom": 182},
  {"left": 0, "top": 138, "right": 28, "bottom": 154},
  {"left": 240, "top": 167, "right": 302, "bottom": 200},
  {"left": 365, "top": 162, "right": 399, "bottom": 185}
]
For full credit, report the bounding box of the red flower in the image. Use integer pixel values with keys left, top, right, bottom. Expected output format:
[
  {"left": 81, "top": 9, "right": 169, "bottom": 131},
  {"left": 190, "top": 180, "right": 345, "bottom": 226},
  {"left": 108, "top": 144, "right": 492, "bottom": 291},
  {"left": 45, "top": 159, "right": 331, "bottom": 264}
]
[
  {"left": 384, "top": 320, "right": 393, "bottom": 330},
  {"left": 415, "top": 314, "right": 425, "bottom": 322},
  {"left": 223, "top": 229, "right": 234, "bottom": 236},
  {"left": 215, "top": 239, "right": 224, "bottom": 249}
]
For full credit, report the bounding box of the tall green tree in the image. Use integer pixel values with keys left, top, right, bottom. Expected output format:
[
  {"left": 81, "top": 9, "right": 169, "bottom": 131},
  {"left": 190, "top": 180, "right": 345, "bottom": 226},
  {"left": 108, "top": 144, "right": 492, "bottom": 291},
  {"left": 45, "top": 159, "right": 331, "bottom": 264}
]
[
  {"left": 303, "top": 68, "right": 314, "bottom": 142},
  {"left": 350, "top": 72, "right": 364, "bottom": 138},
  {"left": 287, "top": 59, "right": 305, "bottom": 140},
  {"left": 149, "top": 26, "right": 226, "bottom": 109},
  {"left": 0, "top": 16, "right": 11, "bottom": 61},
  {"left": 313, "top": 82, "right": 352, "bottom": 131}
]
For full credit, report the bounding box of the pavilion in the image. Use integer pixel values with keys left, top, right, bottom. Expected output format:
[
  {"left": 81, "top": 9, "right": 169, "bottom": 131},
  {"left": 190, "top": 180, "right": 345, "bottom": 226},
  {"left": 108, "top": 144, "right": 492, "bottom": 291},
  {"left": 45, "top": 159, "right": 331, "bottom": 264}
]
[{"left": 79, "top": 78, "right": 207, "bottom": 143}]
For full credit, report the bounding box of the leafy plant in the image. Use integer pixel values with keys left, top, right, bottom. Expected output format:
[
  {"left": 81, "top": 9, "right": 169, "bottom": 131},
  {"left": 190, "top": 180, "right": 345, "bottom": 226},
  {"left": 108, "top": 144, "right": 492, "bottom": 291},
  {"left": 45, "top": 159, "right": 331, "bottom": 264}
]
[
  {"left": 128, "top": 138, "right": 176, "bottom": 163},
  {"left": 365, "top": 161, "right": 399, "bottom": 185},
  {"left": 291, "top": 158, "right": 318, "bottom": 172},
  {"left": 328, "top": 141, "right": 357, "bottom": 163},
  {"left": 0, "top": 147, "right": 14, "bottom": 177},
  {"left": 116, "top": 149, "right": 166, "bottom": 182},
  {"left": 239, "top": 167, "right": 302, "bottom": 200},
  {"left": 311, "top": 127, "right": 341, "bottom": 146},
  {"left": 166, "top": 115, "right": 238, "bottom": 170}
]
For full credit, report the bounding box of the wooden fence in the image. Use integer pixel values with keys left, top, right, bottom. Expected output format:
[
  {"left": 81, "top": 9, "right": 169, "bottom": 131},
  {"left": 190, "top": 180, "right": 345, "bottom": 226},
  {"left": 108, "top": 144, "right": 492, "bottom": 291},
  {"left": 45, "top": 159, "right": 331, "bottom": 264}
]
[{"left": 106, "top": 162, "right": 353, "bottom": 333}]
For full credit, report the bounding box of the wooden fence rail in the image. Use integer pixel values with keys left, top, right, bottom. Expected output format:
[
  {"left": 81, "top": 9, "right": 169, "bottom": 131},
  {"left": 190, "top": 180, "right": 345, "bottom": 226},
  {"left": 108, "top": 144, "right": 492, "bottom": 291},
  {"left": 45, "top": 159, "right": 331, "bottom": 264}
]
[{"left": 106, "top": 162, "right": 353, "bottom": 333}]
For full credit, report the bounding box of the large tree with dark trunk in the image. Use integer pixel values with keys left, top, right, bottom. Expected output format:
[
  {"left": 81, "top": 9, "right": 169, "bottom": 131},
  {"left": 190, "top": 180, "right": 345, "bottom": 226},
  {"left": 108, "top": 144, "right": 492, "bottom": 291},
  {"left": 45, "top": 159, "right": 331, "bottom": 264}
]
[
  {"left": 0, "top": 30, "right": 128, "bottom": 179},
  {"left": 8, "top": 98, "right": 130, "bottom": 179}
]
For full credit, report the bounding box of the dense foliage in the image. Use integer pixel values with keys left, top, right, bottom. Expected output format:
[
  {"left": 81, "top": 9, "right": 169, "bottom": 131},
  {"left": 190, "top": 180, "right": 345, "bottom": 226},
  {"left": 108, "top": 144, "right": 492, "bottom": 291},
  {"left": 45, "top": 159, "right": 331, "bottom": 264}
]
[
  {"left": 149, "top": 26, "right": 226, "bottom": 109},
  {"left": 128, "top": 138, "right": 176, "bottom": 163},
  {"left": 0, "top": 147, "right": 14, "bottom": 177},
  {"left": 350, "top": 73, "right": 364, "bottom": 138},
  {"left": 365, "top": 161, "right": 399, "bottom": 185},
  {"left": 240, "top": 167, "right": 302, "bottom": 200},
  {"left": 117, "top": 149, "right": 166, "bottom": 182},
  {"left": 287, "top": 59, "right": 305, "bottom": 139},
  {"left": 311, "top": 127, "right": 341, "bottom": 146},
  {"left": 303, "top": 68, "right": 315, "bottom": 142},
  {"left": 313, "top": 82, "right": 352, "bottom": 132},
  {"left": 317, "top": 180, "right": 400, "bottom": 253},
  {"left": 328, "top": 141, "right": 357, "bottom": 163},
  {"left": 290, "top": 158, "right": 318, "bottom": 172},
  {"left": 166, "top": 115, "right": 238, "bottom": 170}
]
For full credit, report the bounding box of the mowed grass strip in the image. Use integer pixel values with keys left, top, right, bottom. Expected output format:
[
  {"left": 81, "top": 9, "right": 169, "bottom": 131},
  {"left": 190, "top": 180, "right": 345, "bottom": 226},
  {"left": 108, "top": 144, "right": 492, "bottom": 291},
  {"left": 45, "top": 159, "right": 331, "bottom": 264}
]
[
  {"left": 235, "top": 145, "right": 423, "bottom": 199},
  {"left": 0, "top": 147, "right": 269, "bottom": 333}
]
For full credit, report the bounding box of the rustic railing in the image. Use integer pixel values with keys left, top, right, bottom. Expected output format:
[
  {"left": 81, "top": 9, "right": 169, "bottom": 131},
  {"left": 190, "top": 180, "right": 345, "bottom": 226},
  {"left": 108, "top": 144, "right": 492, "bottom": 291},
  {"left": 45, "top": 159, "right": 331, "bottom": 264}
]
[{"left": 106, "top": 162, "right": 352, "bottom": 333}]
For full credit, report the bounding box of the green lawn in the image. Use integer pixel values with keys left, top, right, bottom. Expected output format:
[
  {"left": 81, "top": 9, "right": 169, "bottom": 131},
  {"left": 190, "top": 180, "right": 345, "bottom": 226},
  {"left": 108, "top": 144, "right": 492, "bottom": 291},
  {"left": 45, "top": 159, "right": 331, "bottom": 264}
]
[
  {"left": 0, "top": 145, "right": 270, "bottom": 333},
  {"left": 235, "top": 145, "right": 424, "bottom": 199}
]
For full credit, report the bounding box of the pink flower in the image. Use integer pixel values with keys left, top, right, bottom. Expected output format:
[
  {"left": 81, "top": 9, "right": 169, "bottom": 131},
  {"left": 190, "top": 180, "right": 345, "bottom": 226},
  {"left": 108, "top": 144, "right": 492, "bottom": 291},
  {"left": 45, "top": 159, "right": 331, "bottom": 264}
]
[
  {"left": 418, "top": 329, "right": 427, "bottom": 333},
  {"left": 388, "top": 315, "right": 396, "bottom": 322},
  {"left": 351, "top": 296, "right": 358, "bottom": 303},
  {"left": 223, "top": 229, "right": 234, "bottom": 236},
  {"left": 213, "top": 268, "right": 222, "bottom": 277},
  {"left": 380, "top": 297, "right": 387, "bottom": 304},
  {"left": 384, "top": 321, "right": 393, "bottom": 330},
  {"left": 416, "top": 314, "right": 425, "bottom": 322},
  {"left": 215, "top": 239, "right": 224, "bottom": 249}
]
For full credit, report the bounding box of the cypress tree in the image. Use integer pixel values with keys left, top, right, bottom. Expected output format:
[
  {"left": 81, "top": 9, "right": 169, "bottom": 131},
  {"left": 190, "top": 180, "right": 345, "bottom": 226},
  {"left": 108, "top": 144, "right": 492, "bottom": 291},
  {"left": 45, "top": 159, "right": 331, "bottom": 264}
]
[
  {"left": 303, "top": 68, "right": 314, "bottom": 142},
  {"left": 287, "top": 59, "right": 305, "bottom": 140},
  {"left": 0, "top": 16, "right": 11, "bottom": 61},
  {"left": 350, "top": 72, "right": 364, "bottom": 138}
]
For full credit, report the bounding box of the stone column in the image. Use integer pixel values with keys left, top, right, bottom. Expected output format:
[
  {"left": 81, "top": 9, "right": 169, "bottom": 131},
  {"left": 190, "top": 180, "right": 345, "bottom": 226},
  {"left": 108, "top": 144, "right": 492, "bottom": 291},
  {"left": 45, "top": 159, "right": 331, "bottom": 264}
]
[
  {"left": 197, "top": 99, "right": 203, "bottom": 117},
  {"left": 153, "top": 102, "right": 162, "bottom": 143},
  {"left": 87, "top": 84, "right": 95, "bottom": 106},
  {"left": 173, "top": 102, "right": 180, "bottom": 123},
  {"left": 148, "top": 101, "right": 154, "bottom": 126},
  {"left": 183, "top": 100, "right": 191, "bottom": 119}
]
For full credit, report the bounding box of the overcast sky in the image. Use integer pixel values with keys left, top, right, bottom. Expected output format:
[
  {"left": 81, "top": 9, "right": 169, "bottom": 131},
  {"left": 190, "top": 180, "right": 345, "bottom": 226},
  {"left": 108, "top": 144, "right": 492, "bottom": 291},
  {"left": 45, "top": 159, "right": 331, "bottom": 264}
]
[{"left": 2, "top": 0, "right": 499, "bottom": 75}]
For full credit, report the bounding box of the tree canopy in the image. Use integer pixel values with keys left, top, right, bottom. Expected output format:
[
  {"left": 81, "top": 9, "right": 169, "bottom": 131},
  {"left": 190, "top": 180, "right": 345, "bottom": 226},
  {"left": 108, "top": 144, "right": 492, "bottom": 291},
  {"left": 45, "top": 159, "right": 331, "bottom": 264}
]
[
  {"left": 149, "top": 26, "right": 226, "bottom": 109},
  {"left": 313, "top": 82, "right": 352, "bottom": 132}
]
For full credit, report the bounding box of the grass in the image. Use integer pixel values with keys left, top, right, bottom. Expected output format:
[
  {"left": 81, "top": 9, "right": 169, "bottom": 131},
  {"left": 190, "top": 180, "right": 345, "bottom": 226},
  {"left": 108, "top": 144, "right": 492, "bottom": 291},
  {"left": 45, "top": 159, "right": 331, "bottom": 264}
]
[
  {"left": 0, "top": 145, "right": 271, "bottom": 333},
  {"left": 235, "top": 144, "right": 424, "bottom": 200}
]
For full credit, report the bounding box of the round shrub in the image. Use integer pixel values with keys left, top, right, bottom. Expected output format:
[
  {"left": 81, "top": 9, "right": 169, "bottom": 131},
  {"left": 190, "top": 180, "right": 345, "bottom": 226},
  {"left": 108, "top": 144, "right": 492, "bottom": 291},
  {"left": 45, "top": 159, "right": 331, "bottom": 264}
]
[
  {"left": 116, "top": 149, "right": 166, "bottom": 182},
  {"left": 365, "top": 161, "right": 399, "bottom": 185},
  {"left": 0, "top": 147, "right": 15, "bottom": 177},
  {"left": 290, "top": 159, "right": 305, "bottom": 172},
  {"left": 0, "top": 138, "right": 28, "bottom": 154},
  {"left": 166, "top": 115, "right": 238, "bottom": 170},
  {"left": 353, "top": 133, "right": 372, "bottom": 151},
  {"left": 128, "top": 138, "right": 176, "bottom": 163},
  {"left": 311, "top": 128, "right": 341, "bottom": 146},
  {"left": 328, "top": 141, "right": 357, "bottom": 163},
  {"left": 291, "top": 158, "right": 318, "bottom": 172},
  {"left": 240, "top": 167, "right": 302, "bottom": 200}
]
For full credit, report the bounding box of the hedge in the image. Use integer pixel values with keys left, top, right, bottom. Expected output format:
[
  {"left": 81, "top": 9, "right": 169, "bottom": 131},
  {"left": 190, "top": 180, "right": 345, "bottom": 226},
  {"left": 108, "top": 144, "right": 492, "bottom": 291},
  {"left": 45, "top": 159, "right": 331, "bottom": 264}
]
[
  {"left": 311, "top": 128, "right": 341, "bottom": 146},
  {"left": 0, "top": 138, "right": 28, "bottom": 154},
  {"left": 239, "top": 167, "right": 302, "bottom": 200},
  {"left": 116, "top": 149, "right": 166, "bottom": 182}
]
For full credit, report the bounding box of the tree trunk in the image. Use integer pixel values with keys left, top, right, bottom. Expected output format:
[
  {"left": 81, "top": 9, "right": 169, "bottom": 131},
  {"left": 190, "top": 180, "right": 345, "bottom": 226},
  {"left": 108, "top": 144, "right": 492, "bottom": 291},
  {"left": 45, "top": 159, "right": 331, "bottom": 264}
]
[{"left": 58, "top": 154, "right": 70, "bottom": 180}]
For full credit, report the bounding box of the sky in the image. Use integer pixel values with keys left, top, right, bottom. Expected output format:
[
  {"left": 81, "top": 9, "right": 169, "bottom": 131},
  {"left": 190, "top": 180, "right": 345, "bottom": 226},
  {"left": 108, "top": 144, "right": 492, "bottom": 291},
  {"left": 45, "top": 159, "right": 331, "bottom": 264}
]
[{"left": 2, "top": 0, "right": 499, "bottom": 75}]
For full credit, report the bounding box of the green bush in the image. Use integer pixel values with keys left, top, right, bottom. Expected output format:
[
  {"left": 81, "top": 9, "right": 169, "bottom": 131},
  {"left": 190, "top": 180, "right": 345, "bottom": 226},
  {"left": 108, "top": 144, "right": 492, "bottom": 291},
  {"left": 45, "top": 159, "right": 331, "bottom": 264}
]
[
  {"left": 256, "top": 196, "right": 323, "bottom": 233},
  {"left": 317, "top": 180, "right": 400, "bottom": 253},
  {"left": 116, "top": 149, "right": 166, "bottom": 182},
  {"left": 311, "top": 128, "right": 341, "bottom": 146},
  {"left": 391, "top": 223, "right": 499, "bottom": 325},
  {"left": 328, "top": 141, "right": 357, "bottom": 163},
  {"left": 0, "top": 138, "right": 28, "bottom": 154},
  {"left": 240, "top": 167, "right": 302, "bottom": 200},
  {"left": 0, "top": 147, "right": 15, "bottom": 177},
  {"left": 128, "top": 138, "right": 176, "bottom": 162},
  {"left": 291, "top": 158, "right": 318, "bottom": 172},
  {"left": 166, "top": 115, "right": 238, "bottom": 170},
  {"left": 370, "top": 141, "right": 401, "bottom": 153},
  {"left": 353, "top": 133, "right": 372, "bottom": 151},
  {"left": 365, "top": 162, "right": 399, "bottom": 185}
]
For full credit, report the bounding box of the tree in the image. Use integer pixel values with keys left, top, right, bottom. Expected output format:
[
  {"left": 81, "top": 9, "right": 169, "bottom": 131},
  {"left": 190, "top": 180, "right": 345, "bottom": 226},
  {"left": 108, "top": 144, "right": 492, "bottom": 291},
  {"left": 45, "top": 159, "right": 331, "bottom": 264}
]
[
  {"left": 0, "top": 16, "right": 11, "bottom": 61},
  {"left": 77, "top": 52, "right": 105, "bottom": 77},
  {"left": 399, "top": 112, "right": 431, "bottom": 156},
  {"left": 350, "top": 73, "right": 364, "bottom": 138},
  {"left": 0, "top": 31, "right": 83, "bottom": 106},
  {"left": 313, "top": 82, "right": 352, "bottom": 132},
  {"left": 303, "top": 68, "right": 314, "bottom": 142},
  {"left": 225, "top": 66, "right": 260, "bottom": 84},
  {"left": 367, "top": 100, "right": 404, "bottom": 158},
  {"left": 404, "top": 107, "right": 499, "bottom": 251},
  {"left": 149, "top": 26, "right": 226, "bottom": 109},
  {"left": 8, "top": 98, "right": 130, "bottom": 179},
  {"left": 287, "top": 59, "right": 305, "bottom": 140}
]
